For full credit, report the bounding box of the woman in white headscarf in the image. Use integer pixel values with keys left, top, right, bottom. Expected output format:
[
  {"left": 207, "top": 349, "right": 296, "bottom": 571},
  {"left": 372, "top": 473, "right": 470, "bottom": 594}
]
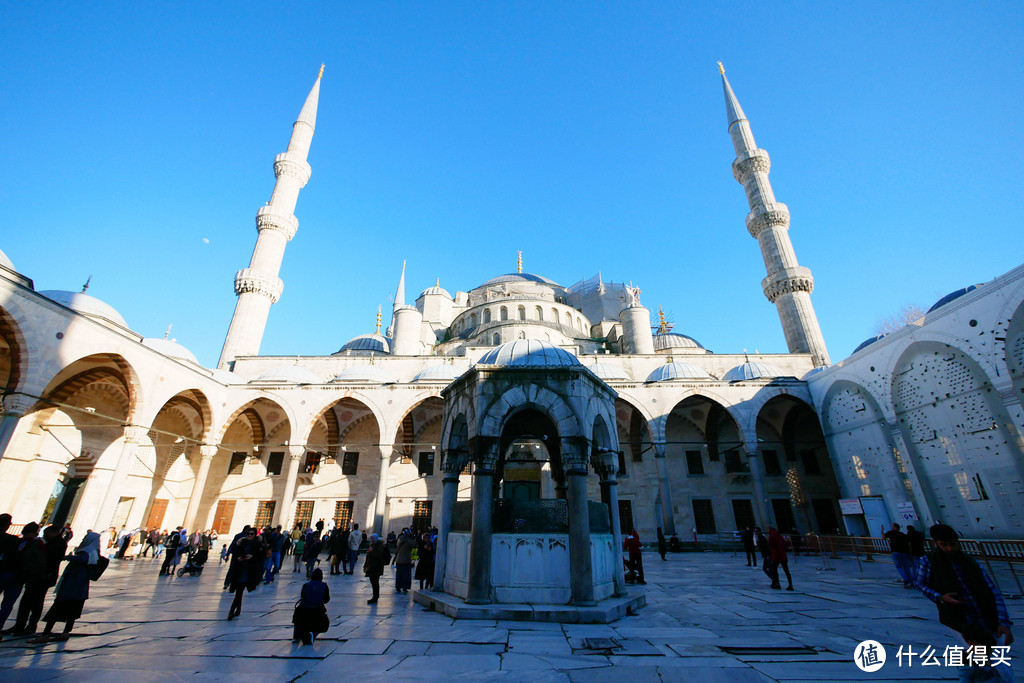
[{"left": 28, "top": 530, "right": 101, "bottom": 644}]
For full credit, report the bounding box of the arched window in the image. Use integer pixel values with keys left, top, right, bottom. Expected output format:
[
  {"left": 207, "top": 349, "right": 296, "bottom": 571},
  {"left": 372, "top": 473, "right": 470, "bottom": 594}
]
[
  {"left": 492, "top": 333, "right": 501, "bottom": 345},
  {"left": 551, "top": 307, "right": 558, "bottom": 322},
  {"left": 564, "top": 312, "right": 571, "bottom": 326},
  {"left": 469, "top": 312, "right": 478, "bottom": 328},
  {"left": 517, "top": 306, "right": 526, "bottom": 321},
  {"left": 518, "top": 331, "right": 526, "bottom": 340},
  {"left": 535, "top": 306, "right": 543, "bottom": 321},
  {"left": 500, "top": 306, "right": 509, "bottom": 321},
  {"left": 576, "top": 318, "right": 583, "bottom": 332},
  {"left": 483, "top": 309, "right": 491, "bottom": 323}
]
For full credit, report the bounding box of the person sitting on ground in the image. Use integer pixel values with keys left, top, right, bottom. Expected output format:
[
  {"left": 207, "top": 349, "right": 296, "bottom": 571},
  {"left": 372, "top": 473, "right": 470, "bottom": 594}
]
[{"left": 292, "top": 568, "right": 330, "bottom": 645}]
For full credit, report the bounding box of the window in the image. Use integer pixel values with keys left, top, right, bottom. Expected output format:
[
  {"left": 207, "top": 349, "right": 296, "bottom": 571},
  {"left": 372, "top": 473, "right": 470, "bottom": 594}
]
[
  {"left": 517, "top": 306, "right": 526, "bottom": 321},
  {"left": 551, "top": 307, "right": 558, "bottom": 322},
  {"left": 618, "top": 500, "right": 635, "bottom": 536},
  {"left": 500, "top": 306, "right": 508, "bottom": 321},
  {"left": 492, "top": 333, "right": 500, "bottom": 345},
  {"left": 412, "top": 500, "right": 433, "bottom": 532},
  {"left": 724, "top": 449, "right": 748, "bottom": 473},
  {"left": 685, "top": 450, "right": 704, "bottom": 475},
  {"left": 254, "top": 501, "right": 276, "bottom": 529},
  {"left": 294, "top": 500, "right": 314, "bottom": 530},
  {"left": 692, "top": 499, "right": 717, "bottom": 534},
  {"left": 731, "top": 499, "right": 755, "bottom": 530},
  {"left": 333, "top": 501, "right": 354, "bottom": 530},
  {"left": 800, "top": 449, "right": 821, "bottom": 475},
  {"left": 771, "top": 499, "right": 796, "bottom": 532},
  {"left": 303, "top": 451, "right": 321, "bottom": 474},
  {"left": 266, "top": 451, "right": 284, "bottom": 476},
  {"left": 483, "top": 309, "right": 491, "bottom": 323},
  {"left": 762, "top": 450, "right": 782, "bottom": 476},
  {"left": 564, "top": 312, "right": 571, "bottom": 326},
  {"left": 228, "top": 452, "right": 247, "bottom": 475},
  {"left": 469, "top": 312, "right": 477, "bottom": 327},
  {"left": 418, "top": 451, "right": 434, "bottom": 477},
  {"left": 342, "top": 452, "right": 359, "bottom": 475},
  {"left": 617, "top": 451, "right": 628, "bottom": 477},
  {"left": 535, "top": 306, "right": 543, "bottom": 321}
]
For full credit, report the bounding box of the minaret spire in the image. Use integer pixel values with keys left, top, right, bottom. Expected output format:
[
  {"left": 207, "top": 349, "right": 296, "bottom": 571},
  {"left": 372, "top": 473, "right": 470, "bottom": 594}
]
[
  {"left": 394, "top": 260, "right": 407, "bottom": 309},
  {"left": 218, "top": 66, "right": 323, "bottom": 369},
  {"left": 719, "top": 65, "right": 830, "bottom": 366}
]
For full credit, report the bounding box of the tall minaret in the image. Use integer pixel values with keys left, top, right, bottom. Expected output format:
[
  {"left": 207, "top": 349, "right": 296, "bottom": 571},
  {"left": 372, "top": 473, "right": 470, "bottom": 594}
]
[
  {"left": 719, "top": 63, "right": 829, "bottom": 367},
  {"left": 218, "top": 66, "right": 324, "bottom": 369}
]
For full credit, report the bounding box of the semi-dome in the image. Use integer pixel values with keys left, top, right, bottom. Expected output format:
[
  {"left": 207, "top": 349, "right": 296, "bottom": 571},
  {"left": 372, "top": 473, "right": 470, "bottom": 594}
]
[
  {"left": 477, "top": 339, "right": 580, "bottom": 368},
  {"left": 587, "top": 362, "right": 630, "bottom": 380},
  {"left": 40, "top": 290, "right": 129, "bottom": 328},
  {"left": 928, "top": 285, "right": 983, "bottom": 313},
  {"left": 653, "top": 332, "right": 704, "bottom": 351},
  {"left": 419, "top": 285, "right": 452, "bottom": 299},
  {"left": 723, "top": 361, "right": 785, "bottom": 382},
  {"left": 331, "top": 365, "right": 398, "bottom": 383},
  {"left": 142, "top": 338, "right": 200, "bottom": 364},
  {"left": 413, "top": 364, "right": 461, "bottom": 382},
  {"left": 335, "top": 333, "right": 390, "bottom": 355},
  {"left": 477, "top": 272, "right": 560, "bottom": 288},
  {"left": 646, "top": 362, "right": 711, "bottom": 382},
  {"left": 0, "top": 248, "right": 14, "bottom": 272},
  {"left": 252, "top": 366, "right": 322, "bottom": 384}
]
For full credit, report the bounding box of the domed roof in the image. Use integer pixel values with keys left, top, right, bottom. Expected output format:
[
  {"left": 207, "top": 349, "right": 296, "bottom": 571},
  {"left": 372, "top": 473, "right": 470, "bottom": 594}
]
[
  {"left": 413, "top": 364, "right": 461, "bottom": 382},
  {"left": 478, "top": 272, "right": 560, "bottom": 288},
  {"left": 335, "top": 333, "right": 390, "bottom": 355},
  {"left": 0, "top": 249, "right": 14, "bottom": 272},
  {"left": 653, "top": 332, "right": 704, "bottom": 351},
  {"left": 477, "top": 339, "right": 580, "bottom": 368},
  {"left": 646, "top": 362, "right": 711, "bottom": 382},
  {"left": 252, "top": 366, "right": 322, "bottom": 384},
  {"left": 142, "top": 338, "right": 200, "bottom": 364},
  {"left": 723, "top": 361, "right": 785, "bottom": 382},
  {"left": 331, "top": 365, "right": 398, "bottom": 383},
  {"left": 853, "top": 334, "right": 886, "bottom": 354},
  {"left": 586, "top": 362, "right": 630, "bottom": 380},
  {"left": 419, "top": 285, "right": 452, "bottom": 299},
  {"left": 210, "top": 368, "right": 244, "bottom": 384},
  {"left": 40, "top": 290, "right": 129, "bottom": 328},
  {"left": 928, "top": 284, "right": 983, "bottom": 313}
]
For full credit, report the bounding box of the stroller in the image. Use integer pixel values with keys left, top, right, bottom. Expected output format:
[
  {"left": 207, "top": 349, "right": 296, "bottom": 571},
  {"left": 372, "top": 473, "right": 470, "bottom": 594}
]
[{"left": 177, "top": 546, "right": 209, "bottom": 577}]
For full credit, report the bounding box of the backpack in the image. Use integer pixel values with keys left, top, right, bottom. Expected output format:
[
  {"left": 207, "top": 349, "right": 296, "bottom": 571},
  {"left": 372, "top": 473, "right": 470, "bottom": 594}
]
[{"left": 90, "top": 555, "right": 110, "bottom": 581}]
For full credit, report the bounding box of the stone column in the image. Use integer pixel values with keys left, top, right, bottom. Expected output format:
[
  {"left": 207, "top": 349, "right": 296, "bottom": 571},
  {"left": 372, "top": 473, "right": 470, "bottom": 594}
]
[
  {"left": 183, "top": 444, "right": 218, "bottom": 530},
  {"left": 466, "top": 466, "right": 494, "bottom": 604},
  {"left": 887, "top": 423, "right": 938, "bottom": 525},
  {"left": 0, "top": 394, "right": 33, "bottom": 463},
  {"left": 746, "top": 446, "right": 770, "bottom": 527},
  {"left": 373, "top": 443, "right": 393, "bottom": 535},
  {"left": 433, "top": 451, "right": 463, "bottom": 591},
  {"left": 276, "top": 445, "right": 305, "bottom": 528},
  {"left": 564, "top": 438, "right": 595, "bottom": 606},
  {"left": 93, "top": 425, "right": 147, "bottom": 530},
  {"left": 653, "top": 443, "right": 676, "bottom": 535},
  {"left": 596, "top": 457, "right": 626, "bottom": 596}
]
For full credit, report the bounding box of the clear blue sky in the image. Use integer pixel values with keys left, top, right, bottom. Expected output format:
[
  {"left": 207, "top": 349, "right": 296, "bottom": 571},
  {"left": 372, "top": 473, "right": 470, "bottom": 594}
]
[{"left": 2, "top": 3, "right": 1021, "bottom": 368}]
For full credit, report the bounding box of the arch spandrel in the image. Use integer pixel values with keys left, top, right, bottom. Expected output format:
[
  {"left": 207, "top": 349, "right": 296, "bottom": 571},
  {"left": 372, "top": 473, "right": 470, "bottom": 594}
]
[
  {"left": 0, "top": 300, "right": 31, "bottom": 395},
  {"left": 217, "top": 396, "right": 294, "bottom": 445}
]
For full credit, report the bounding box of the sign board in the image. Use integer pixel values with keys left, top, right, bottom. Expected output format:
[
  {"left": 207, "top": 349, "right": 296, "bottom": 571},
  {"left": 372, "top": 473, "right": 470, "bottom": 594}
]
[
  {"left": 839, "top": 498, "right": 863, "bottom": 515},
  {"left": 896, "top": 502, "right": 919, "bottom": 522}
]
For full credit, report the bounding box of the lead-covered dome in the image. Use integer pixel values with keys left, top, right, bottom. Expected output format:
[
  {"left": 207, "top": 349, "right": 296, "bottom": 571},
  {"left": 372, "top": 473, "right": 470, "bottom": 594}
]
[
  {"left": 419, "top": 284, "right": 452, "bottom": 299},
  {"left": 587, "top": 362, "right": 630, "bottom": 380},
  {"left": 723, "top": 361, "right": 785, "bottom": 382},
  {"left": 653, "top": 332, "right": 704, "bottom": 351},
  {"left": 478, "top": 272, "right": 560, "bottom": 288},
  {"left": 646, "top": 362, "right": 711, "bottom": 382},
  {"left": 335, "top": 333, "right": 390, "bottom": 355},
  {"left": 142, "top": 338, "right": 200, "bottom": 365},
  {"left": 477, "top": 339, "right": 580, "bottom": 367},
  {"left": 928, "top": 285, "right": 983, "bottom": 313},
  {"left": 40, "top": 290, "right": 129, "bottom": 328},
  {"left": 331, "top": 365, "right": 398, "bottom": 383},
  {"left": 413, "top": 365, "right": 461, "bottom": 382},
  {"left": 252, "top": 366, "right": 322, "bottom": 384}
]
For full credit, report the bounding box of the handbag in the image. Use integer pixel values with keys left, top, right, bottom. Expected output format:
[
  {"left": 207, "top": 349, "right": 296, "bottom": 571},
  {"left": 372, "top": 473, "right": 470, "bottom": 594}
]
[{"left": 90, "top": 555, "right": 110, "bottom": 581}]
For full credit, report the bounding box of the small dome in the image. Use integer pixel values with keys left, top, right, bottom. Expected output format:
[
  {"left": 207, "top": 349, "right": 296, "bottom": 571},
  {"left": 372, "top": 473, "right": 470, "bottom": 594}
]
[
  {"left": 653, "top": 332, "right": 704, "bottom": 351},
  {"left": 477, "top": 339, "right": 580, "bottom": 368},
  {"left": 142, "top": 338, "right": 200, "bottom": 365},
  {"left": 853, "top": 334, "right": 886, "bottom": 354},
  {"left": 419, "top": 285, "right": 452, "bottom": 299},
  {"left": 587, "top": 362, "right": 630, "bottom": 380},
  {"left": 413, "top": 364, "right": 461, "bottom": 382},
  {"left": 331, "top": 365, "right": 398, "bottom": 383},
  {"left": 478, "top": 272, "right": 560, "bottom": 288},
  {"left": 0, "top": 248, "right": 14, "bottom": 272},
  {"left": 335, "top": 333, "right": 390, "bottom": 355},
  {"left": 723, "top": 361, "right": 785, "bottom": 382},
  {"left": 252, "top": 366, "right": 322, "bottom": 384},
  {"left": 928, "top": 285, "right": 983, "bottom": 313},
  {"left": 646, "top": 362, "right": 711, "bottom": 382},
  {"left": 802, "top": 366, "right": 827, "bottom": 380},
  {"left": 40, "top": 290, "right": 129, "bottom": 328},
  {"left": 211, "top": 368, "right": 244, "bottom": 384}
]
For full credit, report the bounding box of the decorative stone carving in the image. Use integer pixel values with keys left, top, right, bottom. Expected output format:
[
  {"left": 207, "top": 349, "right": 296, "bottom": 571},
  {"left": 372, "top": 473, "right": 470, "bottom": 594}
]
[
  {"left": 255, "top": 206, "right": 299, "bottom": 241},
  {"left": 273, "top": 153, "right": 311, "bottom": 187},
  {"left": 731, "top": 149, "right": 771, "bottom": 183},
  {"left": 560, "top": 437, "right": 590, "bottom": 472},
  {"left": 745, "top": 204, "right": 790, "bottom": 239},
  {"left": 1, "top": 393, "right": 34, "bottom": 416},
  {"left": 234, "top": 268, "right": 284, "bottom": 302},
  {"left": 121, "top": 425, "right": 148, "bottom": 445},
  {"left": 199, "top": 444, "right": 219, "bottom": 460},
  {"left": 288, "top": 445, "right": 306, "bottom": 461},
  {"left": 762, "top": 267, "right": 815, "bottom": 303}
]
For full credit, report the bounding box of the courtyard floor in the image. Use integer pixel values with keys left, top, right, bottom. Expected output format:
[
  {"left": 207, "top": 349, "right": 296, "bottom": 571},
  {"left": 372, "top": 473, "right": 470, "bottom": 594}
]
[{"left": 1, "top": 548, "right": 1021, "bottom": 682}]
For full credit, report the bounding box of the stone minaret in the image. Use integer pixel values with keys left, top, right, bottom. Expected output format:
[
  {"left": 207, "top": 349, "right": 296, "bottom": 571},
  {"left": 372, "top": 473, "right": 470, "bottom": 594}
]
[
  {"left": 390, "top": 260, "right": 424, "bottom": 355},
  {"left": 218, "top": 66, "right": 324, "bottom": 369},
  {"left": 719, "top": 63, "right": 829, "bottom": 367}
]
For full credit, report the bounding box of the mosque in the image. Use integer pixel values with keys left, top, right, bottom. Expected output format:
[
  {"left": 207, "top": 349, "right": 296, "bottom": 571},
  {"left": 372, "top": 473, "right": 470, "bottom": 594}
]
[{"left": 1, "top": 64, "right": 1021, "bottom": 559}]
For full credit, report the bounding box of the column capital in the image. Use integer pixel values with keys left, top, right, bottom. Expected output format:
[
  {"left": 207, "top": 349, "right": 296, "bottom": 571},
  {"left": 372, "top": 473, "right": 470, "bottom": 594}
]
[
  {"left": 287, "top": 445, "right": 306, "bottom": 460},
  {"left": 441, "top": 448, "right": 467, "bottom": 476},
  {"left": 199, "top": 444, "right": 219, "bottom": 459},
  {"left": 652, "top": 442, "right": 667, "bottom": 458},
  {"left": 560, "top": 436, "right": 590, "bottom": 472},
  {"left": 1, "top": 393, "right": 34, "bottom": 417},
  {"left": 121, "top": 425, "right": 148, "bottom": 444}
]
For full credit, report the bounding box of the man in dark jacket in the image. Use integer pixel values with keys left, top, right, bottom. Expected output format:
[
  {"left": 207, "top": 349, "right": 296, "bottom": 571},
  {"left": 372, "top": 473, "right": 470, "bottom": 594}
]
[
  {"left": 2, "top": 522, "right": 51, "bottom": 636},
  {"left": 884, "top": 523, "right": 914, "bottom": 588},
  {"left": 0, "top": 513, "right": 23, "bottom": 636},
  {"left": 363, "top": 534, "right": 391, "bottom": 603},
  {"left": 741, "top": 526, "right": 757, "bottom": 567},
  {"left": 159, "top": 526, "right": 181, "bottom": 576}
]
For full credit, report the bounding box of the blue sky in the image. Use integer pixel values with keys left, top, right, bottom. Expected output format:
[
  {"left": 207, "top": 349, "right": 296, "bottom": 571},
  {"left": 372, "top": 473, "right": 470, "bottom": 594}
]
[{"left": 2, "top": 3, "right": 1021, "bottom": 367}]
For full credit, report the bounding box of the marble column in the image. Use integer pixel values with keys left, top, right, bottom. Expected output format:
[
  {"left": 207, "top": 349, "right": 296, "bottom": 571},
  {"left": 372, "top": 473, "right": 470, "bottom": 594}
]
[
  {"left": 0, "top": 393, "right": 32, "bottom": 463},
  {"left": 93, "top": 425, "right": 147, "bottom": 530},
  {"left": 373, "top": 443, "right": 394, "bottom": 535},
  {"left": 433, "top": 452, "right": 462, "bottom": 590},
  {"left": 745, "top": 446, "right": 770, "bottom": 527},
  {"left": 466, "top": 467, "right": 494, "bottom": 604},
  {"left": 183, "top": 444, "right": 218, "bottom": 530},
  {"left": 653, "top": 443, "right": 676, "bottom": 535},
  {"left": 277, "top": 445, "right": 305, "bottom": 528},
  {"left": 566, "top": 463, "right": 595, "bottom": 606},
  {"left": 596, "top": 457, "right": 626, "bottom": 596}
]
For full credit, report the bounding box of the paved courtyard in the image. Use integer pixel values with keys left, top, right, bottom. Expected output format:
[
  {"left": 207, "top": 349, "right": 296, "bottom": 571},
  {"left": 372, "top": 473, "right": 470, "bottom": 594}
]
[{"left": 1, "top": 549, "right": 1021, "bottom": 682}]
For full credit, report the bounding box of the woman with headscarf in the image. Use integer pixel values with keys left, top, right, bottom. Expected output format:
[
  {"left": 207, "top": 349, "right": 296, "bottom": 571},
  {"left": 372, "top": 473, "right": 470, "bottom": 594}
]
[
  {"left": 362, "top": 534, "right": 391, "bottom": 604},
  {"left": 226, "top": 527, "right": 264, "bottom": 620},
  {"left": 28, "top": 530, "right": 101, "bottom": 644},
  {"left": 292, "top": 567, "right": 330, "bottom": 645},
  {"left": 414, "top": 532, "right": 435, "bottom": 591}
]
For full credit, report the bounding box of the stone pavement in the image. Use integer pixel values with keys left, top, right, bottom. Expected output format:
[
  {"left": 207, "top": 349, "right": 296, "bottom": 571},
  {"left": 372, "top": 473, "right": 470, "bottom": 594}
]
[{"left": 1, "top": 549, "right": 1022, "bottom": 682}]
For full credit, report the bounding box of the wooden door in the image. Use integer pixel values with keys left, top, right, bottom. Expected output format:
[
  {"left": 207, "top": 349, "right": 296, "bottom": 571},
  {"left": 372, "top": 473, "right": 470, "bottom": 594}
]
[
  {"left": 145, "top": 499, "right": 168, "bottom": 529},
  {"left": 212, "top": 500, "right": 236, "bottom": 534}
]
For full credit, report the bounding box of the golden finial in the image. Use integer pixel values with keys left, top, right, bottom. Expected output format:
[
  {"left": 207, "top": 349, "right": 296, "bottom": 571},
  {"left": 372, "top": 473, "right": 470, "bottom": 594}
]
[
  {"left": 436, "top": 277, "right": 440, "bottom": 287},
  {"left": 516, "top": 250, "right": 523, "bottom": 274},
  {"left": 717, "top": 61, "right": 725, "bottom": 75},
  {"left": 318, "top": 63, "right": 325, "bottom": 79},
  {"left": 657, "top": 306, "right": 672, "bottom": 334},
  {"left": 375, "top": 305, "right": 382, "bottom": 334}
]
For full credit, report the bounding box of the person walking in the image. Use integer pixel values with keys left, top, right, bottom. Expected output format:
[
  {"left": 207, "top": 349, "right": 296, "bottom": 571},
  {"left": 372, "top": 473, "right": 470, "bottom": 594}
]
[
  {"left": 906, "top": 524, "right": 926, "bottom": 570},
  {"left": 28, "top": 531, "right": 102, "bottom": 644},
  {"left": 328, "top": 529, "right": 345, "bottom": 576},
  {"left": 741, "top": 526, "right": 757, "bottom": 567},
  {"left": 624, "top": 530, "right": 645, "bottom": 585},
  {"left": 393, "top": 530, "right": 414, "bottom": 594},
  {"left": 0, "top": 514, "right": 23, "bottom": 634},
  {"left": 656, "top": 528, "right": 667, "bottom": 561},
  {"left": 767, "top": 527, "right": 794, "bottom": 590},
  {"left": 4, "top": 524, "right": 66, "bottom": 637},
  {"left": 159, "top": 527, "right": 181, "bottom": 576},
  {"left": 292, "top": 568, "right": 330, "bottom": 645},
  {"left": 415, "top": 532, "right": 435, "bottom": 591},
  {"left": 363, "top": 534, "right": 391, "bottom": 604},
  {"left": 346, "top": 523, "right": 362, "bottom": 575},
  {"left": 884, "top": 523, "right": 915, "bottom": 588},
  {"left": 0, "top": 522, "right": 47, "bottom": 636},
  {"left": 754, "top": 527, "right": 771, "bottom": 578},
  {"left": 226, "top": 528, "right": 263, "bottom": 620},
  {"left": 302, "top": 533, "right": 322, "bottom": 579}
]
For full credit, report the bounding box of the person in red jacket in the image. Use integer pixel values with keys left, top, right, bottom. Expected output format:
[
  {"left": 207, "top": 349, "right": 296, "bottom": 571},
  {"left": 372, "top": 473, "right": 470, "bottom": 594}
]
[
  {"left": 767, "top": 527, "right": 793, "bottom": 591},
  {"left": 623, "top": 530, "right": 646, "bottom": 585}
]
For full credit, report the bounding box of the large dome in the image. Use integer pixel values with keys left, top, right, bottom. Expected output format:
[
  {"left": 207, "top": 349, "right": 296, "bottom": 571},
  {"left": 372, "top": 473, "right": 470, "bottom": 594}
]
[
  {"left": 477, "top": 339, "right": 580, "bottom": 368},
  {"left": 653, "top": 332, "right": 704, "bottom": 351},
  {"left": 723, "top": 361, "right": 785, "bottom": 382},
  {"left": 646, "top": 362, "right": 711, "bottom": 382},
  {"left": 477, "top": 272, "right": 560, "bottom": 289},
  {"left": 335, "top": 333, "right": 390, "bottom": 355},
  {"left": 142, "top": 338, "right": 200, "bottom": 365},
  {"left": 40, "top": 290, "right": 129, "bottom": 328}
]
